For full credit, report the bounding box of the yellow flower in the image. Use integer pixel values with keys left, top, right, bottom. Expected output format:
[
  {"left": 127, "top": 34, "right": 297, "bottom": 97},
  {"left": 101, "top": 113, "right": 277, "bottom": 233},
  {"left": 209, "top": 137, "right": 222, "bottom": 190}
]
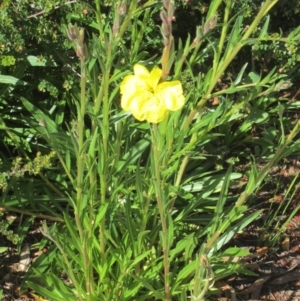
[{"left": 120, "top": 64, "right": 185, "bottom": 123}]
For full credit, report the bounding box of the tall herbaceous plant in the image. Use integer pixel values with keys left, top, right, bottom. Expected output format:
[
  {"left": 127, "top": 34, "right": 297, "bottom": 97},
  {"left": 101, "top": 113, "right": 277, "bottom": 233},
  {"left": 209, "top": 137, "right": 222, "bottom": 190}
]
[{"left": 16, "top": 0, "right": 300, "bottom": 300}]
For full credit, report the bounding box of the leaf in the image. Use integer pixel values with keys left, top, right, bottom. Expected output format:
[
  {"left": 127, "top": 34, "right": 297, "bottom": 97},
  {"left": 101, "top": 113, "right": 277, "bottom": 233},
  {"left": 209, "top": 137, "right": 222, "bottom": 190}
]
[
  {"left": 247, "top": 109, "right": 269, "bottom": 124},
  {"left": 115, "top": 137, "right": 151, "bottom": 174},
  {"left": 234, "top": 63, "right": 248, "bottom": 85},
  {"left": 247, "top": 71, "right": 260, "bottom": 84},
  {"left": 169, "top": 234, "right": 195, "bottom": 261},
  {"left": 175, "top": 260, "right": 197, "bottom": 283},
  {"left": 0, "top": 74, "right": 27, "bottom": 85},
  {"left": 129, "top": 274, "right": 164, "bottom": 300},
  {"left": 0, "top": 247, "right": 8, "bottom": 253},
  {"left": 20, "top": 97, "right": 61, "bottom": 134},
  {"left": 208, "top": 166, "right": 232, "bottom": 240},
  {"left": 126, "top": 250, "right": 151, "bottom": 270},
  {"left": 182, "top": 172, "right": 242, "bottom": 193},
  {"left": 258, "top": 15, "right": 270, "bottom": 39},
  {"left": 26, "top": 275, "right": 74, "bottom": 301},
  {"left": 208, "top": 209, "right": 263, "bottom": 255},
  {"left": 17, "top": 217, "right": 34, "bottom": 253},
  {"left": 94, "top": 202, "right": 109, "bottom": 228},
  {"left": 63, "top": 213, "right": 82, "bottom": 251},
  {"left": 223, "top": 15, "right": 243, "bottom": 59},
  {"left": 21, "top": 245, "right": 57, "bottom": 293},
  {"left": 27, "top": 55, "right": 57, "bottom": 67},
  {"left": 219, "top": 247, "right": 250, "bottom": 257}
]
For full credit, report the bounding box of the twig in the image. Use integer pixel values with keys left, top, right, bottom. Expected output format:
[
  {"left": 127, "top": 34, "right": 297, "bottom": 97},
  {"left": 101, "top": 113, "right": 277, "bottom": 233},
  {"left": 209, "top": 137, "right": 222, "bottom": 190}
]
[
  {"left": 27, "top": 0, "right": 77, "bottom": 19},
  {"left": 1, "top": 206, "right": 64, "bottom": 222}
]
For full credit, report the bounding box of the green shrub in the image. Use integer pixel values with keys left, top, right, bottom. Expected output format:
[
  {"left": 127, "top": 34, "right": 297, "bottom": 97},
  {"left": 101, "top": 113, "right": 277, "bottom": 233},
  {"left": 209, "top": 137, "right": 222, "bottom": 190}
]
[{"left": 0, "top": 1, "right": 300, "bottom": 300}]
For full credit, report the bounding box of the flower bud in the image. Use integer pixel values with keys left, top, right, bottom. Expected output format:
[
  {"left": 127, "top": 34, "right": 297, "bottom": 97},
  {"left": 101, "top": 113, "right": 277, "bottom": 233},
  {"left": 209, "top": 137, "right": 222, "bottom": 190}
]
[
  {"left": 118, "top": 1, "right": 127, "bottom": 16},
  {"left": 113, "top": 15, "right": 120, "bottom": 36},
  {"left": 194, "top": 26, "right": 203, "bottom": 43},
  {"left": 274, "top": 80, "right": 292, "bottom": 91},
  {"left": 79, "top": 28, "right": 85, "bottom": 44},
  {"left": 162, "top": 22, "right": 170, "bottom": 37},
  {"left": 204, "top": 15, "right": 217, "bottom": 34},
  {"left": 167, "top": 1, "right": 175, "bottom": 19},
  {"left": 76, "top": 44, "right": 88, "bottom": 60},
  {"left": 163, "top": 0, "right": 170, "bottom": 10},
  {"left": 160, "top": 10, "right": 168, "bottom": 25},
  {"left": 67, "top": 26, "right": 79, "bottom": 41}
]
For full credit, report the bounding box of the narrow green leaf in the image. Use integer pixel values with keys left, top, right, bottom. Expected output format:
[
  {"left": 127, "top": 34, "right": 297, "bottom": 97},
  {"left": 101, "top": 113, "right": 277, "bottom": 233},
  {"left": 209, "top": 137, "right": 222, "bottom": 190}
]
[
  {"left": 0, "top": 74, "right": 27, "bottom": 85},
  {"left": 115, "top": 138, "right": 151, "bottom": 174},
  {"left": 63, "top": 213, "right": 82, "bottom": 251},
  {"left": 129, "top": 274, "right": 164, "bottom": 300},
  {"left": 169, "top": 234, "right": 194, "bottom": 261},
  {"left": 175, "top": 260, "right": 197, "bottom": 283},
  {"left": 21, "top": 245, "right": 57, "bottom": 293},
  {"left": 234, "top": 63, "right": 248, "bottom": 85},
  {"left": 20, "top": 97, "right": 61, "bottom": 134},
  {"left": 94, "top": 202, "right": 109, "bottom": 228},
  {"left": 208, "top": 166, "right": 232, "bottom": 240},
  {"left": 258, "top": 15, "right": 270, "bottom": 39},
  {"left": 127, "top": 250, "right": 151, "bottom": 270},
  {"left": 209, "top": 209, "right": 262, "bottom": 255},
  {"left": 27, "top": 277, "right": 74, "bottom": 301}
]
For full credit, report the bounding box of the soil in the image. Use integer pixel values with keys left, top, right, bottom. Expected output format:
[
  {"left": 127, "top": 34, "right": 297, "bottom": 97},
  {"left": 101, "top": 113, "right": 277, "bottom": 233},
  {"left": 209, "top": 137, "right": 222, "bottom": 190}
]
[{"left": 0, "top": 217, "right": 46, "bottom": 301}]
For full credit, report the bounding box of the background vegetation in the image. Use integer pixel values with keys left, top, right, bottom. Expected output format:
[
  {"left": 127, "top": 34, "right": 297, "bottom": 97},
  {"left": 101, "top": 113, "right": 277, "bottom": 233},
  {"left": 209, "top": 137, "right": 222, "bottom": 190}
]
[{"left": 0, "top": 0, "right": 300, "bottom": 300}]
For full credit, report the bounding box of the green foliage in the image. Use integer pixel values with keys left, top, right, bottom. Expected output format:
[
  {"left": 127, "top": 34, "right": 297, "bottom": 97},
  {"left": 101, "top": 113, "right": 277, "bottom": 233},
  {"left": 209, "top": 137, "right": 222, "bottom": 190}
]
[
  {"left": 0, "top": 152, "right": 56, "bottom": 192},
  {"left": 0, "top": 0, "right": 300, "bottom": 300},
  {"left": 0, "top": 215, "right": 19, "bottom": 245}
]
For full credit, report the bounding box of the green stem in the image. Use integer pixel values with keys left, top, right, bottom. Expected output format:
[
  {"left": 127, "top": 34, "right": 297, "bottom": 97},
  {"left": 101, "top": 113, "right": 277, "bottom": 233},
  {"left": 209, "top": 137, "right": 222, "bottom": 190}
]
[
  {"left": 54, "top": 151, "right": 74, "bottom": 183},
  {"left": 98, "top": 39, "right": 113, "bottom": 263},
  {"left": 152, "top": 124, "right": 170, "bottom": 301},
  {"left": 205, "top": 120, "right": 300, "bottom": 252},
  {"left": 183, "top": 0, "right": 279, "bottom": 132},
  {"left": 170, "top": 154, "right": 190, "bottom": 211},
  {"left": 213, "top": 0, "right": 232, "bottom": 76},
  {"left": 94, "top": 0, "right": 105, "bottom": 44},
  {"left": 38, "top": 172, "right": 66, "bottom": 197},
  {"left": 76, "top": 59, "right": 86, "bottom": 220},
  {"left": 236, "top": 120, "right": 300, "bottom": 207},
  {"left": 41, "top": 225, "right": 83, "bottom": 301},
  {"left": 116, "top": 0, "right": 138, "bottom": 41},
  {"left": 75, "top": 56, "right": 92, "bottom": 299}
]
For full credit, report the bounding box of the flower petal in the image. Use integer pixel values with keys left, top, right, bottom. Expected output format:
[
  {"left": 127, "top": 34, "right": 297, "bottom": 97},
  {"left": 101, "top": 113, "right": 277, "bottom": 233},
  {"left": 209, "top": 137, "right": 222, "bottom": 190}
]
[
  {"left": 141, "top": 95, "right": 168, "bottom": 123},
  {"left": 128, "top": 93, "right": 168, "bottom": 123},
  {"left": 120, "top": 64, "right": 185, "bottom": 123},
  {"left": 128, "top": 91, "right": 153, "bottom": 121},
  {"left": 133, "top": 64, "right": 155, "bottom": 90},
  {"left": 156, "top": 81, "right": 185, "bottom": 111},
  {"left": 134, "top": 64, "right": 150, "bottom": 78},
  {"left": 144, "top": 107, "right": 168, "bottom": 123},
  {"left": 150, "top": 66, "right": 162, "bottom": 90},
  {"left": 120, "top": 74, "right": 147, "bottom": 110}
]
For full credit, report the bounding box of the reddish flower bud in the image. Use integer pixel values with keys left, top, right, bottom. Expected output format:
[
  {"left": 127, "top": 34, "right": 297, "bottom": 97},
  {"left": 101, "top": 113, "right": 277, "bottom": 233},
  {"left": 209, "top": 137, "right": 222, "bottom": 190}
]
[{"left": 160, "top": 10, "right": 168, "bottom": 24}]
